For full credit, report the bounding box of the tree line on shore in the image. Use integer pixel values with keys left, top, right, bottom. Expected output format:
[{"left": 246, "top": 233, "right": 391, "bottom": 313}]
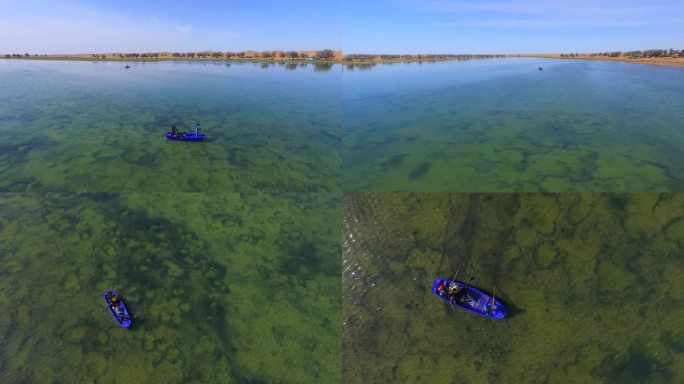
[
  {"left": 4, "top": 50, "right": 507, "bottom": 62},
  {"left": 343, "top": 53, "right": 506, "bottom": 61},
  {"left": 561, "top": 49, "right": 683, "bottom": 58},
  {"left": 5, "top": 53, "right": 47, "bottom": 58},
  {"left": 2, "top": 50, "right": 338, "bottom": 60},
  {"left": 164, "top": 50, "right": 334, "bottom": 60},
  {"left": 7, "top": 50, "right": 683, "bottom": 61}
]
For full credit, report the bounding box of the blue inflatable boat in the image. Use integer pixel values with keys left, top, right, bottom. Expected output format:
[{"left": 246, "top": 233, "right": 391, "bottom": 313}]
[
  {"left": 103, "top": 289, "right": 131, "bottom": 328},
  {"left": 432, "top": 278, "right": 506, "bottom": 319},
  {"left": 165, "top": 132, "right": 206, "bottom": 141}
]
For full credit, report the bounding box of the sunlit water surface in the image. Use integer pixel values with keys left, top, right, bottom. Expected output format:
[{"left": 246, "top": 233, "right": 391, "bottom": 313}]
[{"left": 342, "top": 59, "right": 684, "bottom": 191}]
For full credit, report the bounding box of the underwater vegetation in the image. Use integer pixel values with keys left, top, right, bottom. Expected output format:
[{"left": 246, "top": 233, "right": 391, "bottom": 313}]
[
  {"left": 342, "top": 193, "right": 684, "bottom": 383},
  {"left": 0, "top": 60, "right": 341, "bottom": 193},
  {"left": 342, "top": 59, "right": 684, "bottom": 192},
  {"left": 0, "top": 193, "right": 340, "bottom": 383}
]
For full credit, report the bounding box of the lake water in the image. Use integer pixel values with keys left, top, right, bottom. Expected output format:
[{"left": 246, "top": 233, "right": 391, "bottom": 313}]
[
  {"left": 343, "top": 193, "right": 684, "bottom": 383},
  {"left": 0, "top": 60, "right": 340, "bottom": 192},
  {"left": 342, "top": 58, "right": 684, "bottom": 191},
  {"left": 3, "top": 57, "right": 684, "bottom": 383},
  {"left": 4, "top": 58, "right": 683, "bottom": 193},
  {"left": 0, "top": 193, "right": 340, "bottom": 383},
  {"left": 0, "top": 60, "right": 344, "bottom": 383}
]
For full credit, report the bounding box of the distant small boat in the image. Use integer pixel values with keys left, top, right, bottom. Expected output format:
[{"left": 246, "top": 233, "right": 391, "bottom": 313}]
[
  {"left": 166, "top": 132, "right": 206, "bottom": 141},
  {"left": 432, "top": 278, "right": 506, "bottom": 319},
  {"left": 103, "top": 289, "right": 131, "bottom": 328}
]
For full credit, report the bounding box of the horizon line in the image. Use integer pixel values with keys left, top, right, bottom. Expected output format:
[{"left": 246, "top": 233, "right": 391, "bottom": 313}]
[{"left": 3, "top": 49, "right": 680, "bottom": 56}]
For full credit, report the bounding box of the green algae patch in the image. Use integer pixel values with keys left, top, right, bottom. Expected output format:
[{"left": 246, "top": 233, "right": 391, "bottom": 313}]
[
  {"left": 164, "top": 260, "right": 184, "bottom": 278},
  {"left": 86, "top": 352, "right": 107, "bottom": 377},
  {"left": 63, "top": 272, "right": 79, "bottom": 291},
  {"left": 63, "top": 326, "right": 88, "bottom": 343},
  {"left": 515, "top": 226, "right": 538, "bottom": 248},
  {"left": 597, "top": 260, "right": 632, "bottom": 292},
  {"left": 576, "top": 343, "right": 604, "bottom": 373},
  {"left": 666, "top": 218, "right": 684, "bottom": 243},
  {"left": 143, "top": 333, "right": 156, "bottom": 351},
  {"left": 535, "top": 243, "right": 557, "bottom": 269},
  {"left": 624, "top": 194, "right": 661, "bottom": 235},
  {"left": 569, "top": 194, "right": 595, "bottom": 224},
  {"left": 102, "top": 263, "right": 117, "bottom": 280},
  {"left": 4, "top": 258, "right": 23, "bottom": 273},
  {"left": 406, "top": 248, "right": 441, "bottom": 272},
  {"left": 524, "top": 195, "right": 559, "bottom": 234}
]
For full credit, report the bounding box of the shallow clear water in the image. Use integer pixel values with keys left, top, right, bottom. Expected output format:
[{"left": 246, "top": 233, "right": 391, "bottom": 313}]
[
  {"left": 0, "top": 60, "right": 341, "bottom": 192},
  {"left": 0, "top": 193, "right": 340, "bottom": 383},
  {"left": 343, "top": 193, "right": 684, "bottom": 383},
  {"left": 4, "top": 56, "right": 684, "bottom": 383},
  {"left": 342, "top": 59, "right": 684, "bottom": 191}
]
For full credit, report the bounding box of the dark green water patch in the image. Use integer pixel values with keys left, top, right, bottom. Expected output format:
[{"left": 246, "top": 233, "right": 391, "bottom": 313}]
[
  {"left": 598, "top": 343, "right": 674, "bottom": 384},
  {"left": 382, "top": 153, "right": 409, "bottom": 169},
  {"left": 408, "top": 163, "right": 431, "bottom": 181},
  {"left": 661, "top": 331, "right": 684, "bottom": 353}
]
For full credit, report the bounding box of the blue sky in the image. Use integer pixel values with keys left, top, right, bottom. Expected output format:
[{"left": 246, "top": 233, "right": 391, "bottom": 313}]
[
  {"left": 1, "top": 0, "right": 682, "bottom": 54},
  {"left": 343, "top": 0, "right": 684, "bottom": 53},
  {"left": 0, "top": 0, "right": 341, "bottom": 53}
]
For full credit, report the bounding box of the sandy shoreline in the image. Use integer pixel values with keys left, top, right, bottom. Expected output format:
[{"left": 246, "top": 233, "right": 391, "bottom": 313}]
[
  {"left": 3, "top": 54, "right": 683, "bottom": 67},
  {"left": 520, "top": 54, "right": 684, "bottom": 68},
  {"left": 0, "top": 57, "right": 501, "bottom": 65},
  {"left": 0, "top": 52, "right": 504, "bottom": 65},
  {"left": 0, "top": 56, "right": 338, "bottom": 64}
]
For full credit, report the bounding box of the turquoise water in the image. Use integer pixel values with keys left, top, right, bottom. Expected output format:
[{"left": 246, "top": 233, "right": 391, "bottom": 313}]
[
  {"left": 0, "top": 193, "right": 340, "bottom": 383},
  {"left": 342, "top": 193, "right": 684, "bottom": 383},
  {"left": 0, "top": 60, "right": 340, "bottom": 192},
  {"left": 342, "top": 59, "right": 684, "bottom": 191}
]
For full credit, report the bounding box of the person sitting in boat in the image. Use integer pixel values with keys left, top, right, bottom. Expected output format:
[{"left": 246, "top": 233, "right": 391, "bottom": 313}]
[
  {"left": 447, "top": 284, "right": 461, "bottom": 301},
  {"left": 173, "top": 125, "right": 187, "bottom": 138}
]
